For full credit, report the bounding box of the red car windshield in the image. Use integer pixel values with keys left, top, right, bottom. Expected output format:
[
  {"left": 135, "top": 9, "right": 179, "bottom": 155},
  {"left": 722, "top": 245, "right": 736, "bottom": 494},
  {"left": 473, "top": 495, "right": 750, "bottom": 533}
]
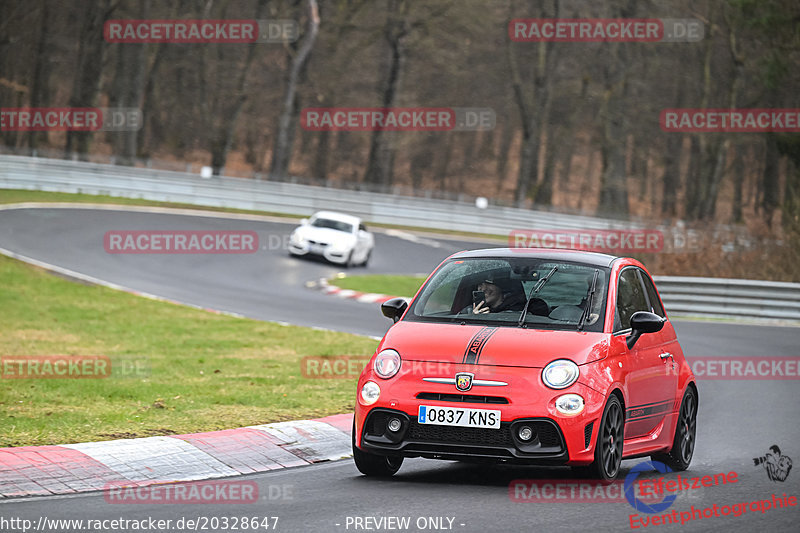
[{"left": 407, "top": 258, "right": 610, "bottom": 332}]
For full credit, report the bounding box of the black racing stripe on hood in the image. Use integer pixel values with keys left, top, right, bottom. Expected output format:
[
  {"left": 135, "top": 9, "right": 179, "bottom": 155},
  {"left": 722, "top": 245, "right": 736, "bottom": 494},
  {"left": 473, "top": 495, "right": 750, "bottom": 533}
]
[{"left": 462, "top": 327, "right": 498, "bottom": 365}]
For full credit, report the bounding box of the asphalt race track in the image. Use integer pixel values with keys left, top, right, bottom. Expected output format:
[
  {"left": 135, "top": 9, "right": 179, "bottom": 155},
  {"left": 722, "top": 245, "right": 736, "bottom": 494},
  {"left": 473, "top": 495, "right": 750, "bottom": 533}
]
[
  {"left": 1, "top": 206, "right": 799, "bottom": 532},
  {"left": 0, "top": 206, "right": 465, "bottom": 337}
]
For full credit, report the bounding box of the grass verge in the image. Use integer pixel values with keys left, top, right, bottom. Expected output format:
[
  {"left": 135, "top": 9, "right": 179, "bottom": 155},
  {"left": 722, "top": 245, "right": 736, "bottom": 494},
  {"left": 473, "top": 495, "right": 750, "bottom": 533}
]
[
  {"left": 0, "top": 254, "right": 377, "bottom": 447},
  {"left": 329, "top": 274, "right": 427, "bottom": 298}
]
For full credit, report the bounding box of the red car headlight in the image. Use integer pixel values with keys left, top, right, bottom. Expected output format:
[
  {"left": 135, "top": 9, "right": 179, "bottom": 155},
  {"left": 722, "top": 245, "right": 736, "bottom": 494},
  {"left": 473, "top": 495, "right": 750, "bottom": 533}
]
[
  {"left": 555, "top": 394, "right": 585, "bottom": 415},
  {"left": 360, "top": 381, "right": 381, "bottom": 405},
  {"left": 542, "top": 359, "right": 579, "bottom": 389},
  {"left": 374, "top": 349, "right": 401, "bottom": 379}
]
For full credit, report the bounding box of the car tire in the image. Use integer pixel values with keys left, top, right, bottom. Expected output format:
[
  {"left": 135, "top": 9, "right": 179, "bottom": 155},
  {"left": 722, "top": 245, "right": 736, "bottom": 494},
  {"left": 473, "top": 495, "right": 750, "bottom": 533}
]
[
  {"left": 361, "top": 250, "right": 371, "bottom": 267},
  {"left": 352, "top": 422, "right": 403, "bottom": 477},
  {"left": 651, "top": 386, "right": 697, "bottom": 471},
  {"left": 345, "top": 251, "right": 354, "bottom": 268},
  {"left": 584, "top": 394, "right": 624, "bottom": 482}
]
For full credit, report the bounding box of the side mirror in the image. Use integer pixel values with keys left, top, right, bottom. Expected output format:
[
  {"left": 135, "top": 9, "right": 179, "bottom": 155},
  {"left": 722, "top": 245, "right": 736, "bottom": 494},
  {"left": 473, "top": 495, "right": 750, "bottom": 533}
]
[
  {"left": 381, "top": 298, "right": 408, "bottom": 323},
  {"left": 626, "top": 311, "right": 665, "bottom": 349},
  {"left": 300, "top": 218, "right": 309, "bottom": 225}
]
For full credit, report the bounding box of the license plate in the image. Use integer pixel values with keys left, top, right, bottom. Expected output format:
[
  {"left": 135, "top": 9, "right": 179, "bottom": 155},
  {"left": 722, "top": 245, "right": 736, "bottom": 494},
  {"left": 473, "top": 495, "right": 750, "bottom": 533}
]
[
  {"left": 418, "top": 405, "right": 501, "bottom": 429},
  {"left": 310, "top": 244, "right": 326, "bottom": 254}
]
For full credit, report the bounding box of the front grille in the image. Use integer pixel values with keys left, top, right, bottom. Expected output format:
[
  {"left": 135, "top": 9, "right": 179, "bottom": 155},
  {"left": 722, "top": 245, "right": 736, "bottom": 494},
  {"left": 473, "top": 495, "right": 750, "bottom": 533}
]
[
  {"left": 362, "top": 409, "right": 567, "bottom": 461},
  {"left": 407, "top": 420, "right": 514, "bottom": 447},
  {"left": 307, "top": 240, "right": 327, "bottom": 246},
  {"left": 416, "top": 392, "right": 509, "bottom": 404},
  {"left": 584, "top": 421, "right": 594, "bottom": 448}
]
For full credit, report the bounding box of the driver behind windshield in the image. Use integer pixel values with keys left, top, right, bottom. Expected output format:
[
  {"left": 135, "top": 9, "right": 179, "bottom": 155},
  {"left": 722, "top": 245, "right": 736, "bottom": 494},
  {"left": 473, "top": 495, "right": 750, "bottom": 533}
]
[{"left": 466, "top": 277, "right": 526, "bottom": 314}]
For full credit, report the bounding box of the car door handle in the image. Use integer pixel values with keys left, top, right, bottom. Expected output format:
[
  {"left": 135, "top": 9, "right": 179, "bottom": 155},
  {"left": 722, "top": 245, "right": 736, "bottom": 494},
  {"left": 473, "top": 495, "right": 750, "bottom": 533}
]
[{"left": 660, "top": 352, "right": 676, "bottom": 370}]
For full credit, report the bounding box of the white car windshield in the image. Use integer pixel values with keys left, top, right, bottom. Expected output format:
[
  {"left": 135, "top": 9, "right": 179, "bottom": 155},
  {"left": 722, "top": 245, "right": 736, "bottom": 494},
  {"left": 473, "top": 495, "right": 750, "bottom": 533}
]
[{"left": 310, "top": 218, "right": 354, "bottom": 233}]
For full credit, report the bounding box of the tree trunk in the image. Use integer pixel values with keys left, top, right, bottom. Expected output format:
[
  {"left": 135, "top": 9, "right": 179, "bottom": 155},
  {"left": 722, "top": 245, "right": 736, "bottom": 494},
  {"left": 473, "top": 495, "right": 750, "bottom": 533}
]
[
  {"left": 731, "top": 148, "right": 744, "bottom": 223},
  {"left": 435, "top": 136, "right": 454, "bottom": 193},
  {"left": 209, "top": 0, "right": 269, "bottom": 175},
  {"left": 27, "top": 0, "right": 51, "bottom": 150},
  {"left": 597, "top": 44, "right": 630, "bottom": 218},
  {"left": 313, "top": 130, "right": 332, "bottom": 180},
  {"left": 558, "top": 139, "right": 575, "bottom": 195},
  {"left": 762, "top": 134, "right": 780, "bottom": 225},
  {"left": 629, "top": 135, "right": 649, "bottom": 201},
  {"left": 109, "top": 1, "right": 149, "bottom": 166},
  {"left": 363, "top": 0, "right": 409, "bottom": 188},
  {"left": 494, "top": 123, "right": 515, "bottom": 196},
  {"left": 270, "top": 0, "right": 320, "bottom": 180},
  {"left": 534, "top": 129, "right": 557, "bottom": 205},
  {"left": 580, "top": 149, "right": 597, "bottom": 211},
  {"left": 409, "top": 140, "right": 432, "bottom": 191},
  {"left": 506, "top": 0, "right": 559, "bottom": 206},
  {"left": 661, "top": 133, "right": 682, "bottom": 217},
  {"left": 137, "top": 42, "right": 166, "bottom": 158},
  {"left": 696, "top": 6, "right": 745, "bottom": 220},
  {"left": 685, "top": 136, "right": 702, "bottom": 218},
  {"left": 64, "top": 0, "right": 112, "bottom": 159}
]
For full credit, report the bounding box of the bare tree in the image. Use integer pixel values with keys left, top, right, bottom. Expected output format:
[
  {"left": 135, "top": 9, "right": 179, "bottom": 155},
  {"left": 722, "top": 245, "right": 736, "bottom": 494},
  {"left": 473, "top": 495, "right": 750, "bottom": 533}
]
[
  {"left": 596, "top": 0, "right": 635, "bottom": 217},
  {"left": 362, "top": 0, "right": 409, "bottom": 188},
  {"left": 270, "top": 0, "right": 320, "bottom": 180},
  {"left": 65, "top": 0, "right": 113, "bottom": 158},
  {"left": 507, "top": 0, "right": 559, "bottom": 206}
]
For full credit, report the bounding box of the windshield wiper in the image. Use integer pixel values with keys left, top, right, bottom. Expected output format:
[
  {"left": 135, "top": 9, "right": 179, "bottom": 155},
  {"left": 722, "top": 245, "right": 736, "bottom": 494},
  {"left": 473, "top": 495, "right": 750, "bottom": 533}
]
[
  {"left": 577, "top": 269, "right": 600, "bottom": 331},
  {"left": 518, "top": 266, "right": 558, "bottom": 327}
]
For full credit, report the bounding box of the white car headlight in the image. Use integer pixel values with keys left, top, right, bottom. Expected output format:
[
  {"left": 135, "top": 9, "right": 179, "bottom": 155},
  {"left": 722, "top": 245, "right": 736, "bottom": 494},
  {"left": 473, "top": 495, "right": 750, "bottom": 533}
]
[
  {"left": 360, "top": 381, "right": 381, "bottom": 405},
  {"left": 542, "top": 359, "right": 579, "bottom": 389},
  {"left": 373, "top": 349, "right": 401, "bottom": 379},
  {"left": 555, "top": 394, "right": 585, "bottom": 415}
]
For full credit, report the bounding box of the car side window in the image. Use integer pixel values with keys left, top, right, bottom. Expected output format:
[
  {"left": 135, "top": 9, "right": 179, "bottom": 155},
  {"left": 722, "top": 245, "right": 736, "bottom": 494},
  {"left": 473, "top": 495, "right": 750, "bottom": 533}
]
[
  {"left": 615, "top": 268, "right": 649, "bottom": 331},
  {"left": 639, "top": 271, "right": 666, "bottom": 318}
]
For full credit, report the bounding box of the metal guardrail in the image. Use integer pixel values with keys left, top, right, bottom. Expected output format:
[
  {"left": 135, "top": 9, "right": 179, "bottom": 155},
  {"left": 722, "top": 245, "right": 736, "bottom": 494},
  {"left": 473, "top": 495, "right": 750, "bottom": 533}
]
[
  {"left": 654, "top": 276, "right": 800, "bottom": 321},
  {"left": 1, "top": 154, "right": 798, "bottom": 322},
  {"left": 0, "top": 154, "right": 640, "bottom": 235}
]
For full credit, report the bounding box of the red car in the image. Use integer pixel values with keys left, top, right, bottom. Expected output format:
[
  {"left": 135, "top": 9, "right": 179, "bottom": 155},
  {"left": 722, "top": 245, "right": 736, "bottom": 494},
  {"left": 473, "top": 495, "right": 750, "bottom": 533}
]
[{"left": 353, "top": 248, "right": 697, "bottom": 481}]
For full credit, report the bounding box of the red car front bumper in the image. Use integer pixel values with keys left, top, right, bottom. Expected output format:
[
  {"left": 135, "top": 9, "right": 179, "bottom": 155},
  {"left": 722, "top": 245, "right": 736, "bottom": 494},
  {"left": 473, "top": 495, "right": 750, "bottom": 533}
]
[{"left": 355, "top": 362, "right": 608, "bottom": 465}]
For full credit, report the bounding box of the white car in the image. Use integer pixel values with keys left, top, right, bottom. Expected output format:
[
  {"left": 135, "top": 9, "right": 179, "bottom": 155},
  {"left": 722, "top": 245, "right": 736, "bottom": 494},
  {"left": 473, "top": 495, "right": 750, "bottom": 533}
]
[{"left": 288, "top": 211, "right": 374, "bottom": 267}]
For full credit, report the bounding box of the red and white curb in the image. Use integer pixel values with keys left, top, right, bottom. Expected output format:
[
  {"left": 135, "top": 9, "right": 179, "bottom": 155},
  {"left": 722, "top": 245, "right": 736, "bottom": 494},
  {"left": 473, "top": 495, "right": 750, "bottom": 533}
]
[
  {"left": 0, "top": 413, "right": 353, "bottom": 499},
  {"left": 305, "top": 277, "right": 405, "bottom": 305}
]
